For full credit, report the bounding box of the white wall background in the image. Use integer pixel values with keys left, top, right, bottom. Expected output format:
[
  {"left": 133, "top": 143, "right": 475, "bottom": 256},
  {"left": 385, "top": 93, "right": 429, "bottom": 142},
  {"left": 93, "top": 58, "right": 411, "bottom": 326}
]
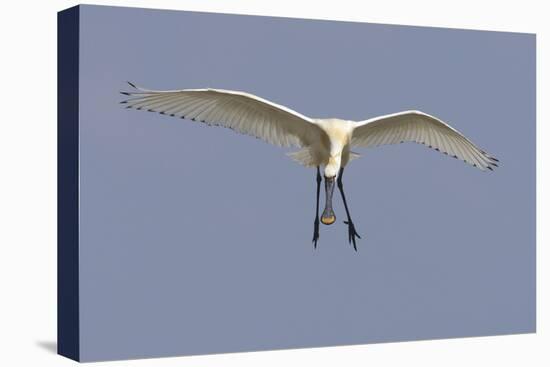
[{"left": 0, "top": 0, "right": 546, "bottom": 366}]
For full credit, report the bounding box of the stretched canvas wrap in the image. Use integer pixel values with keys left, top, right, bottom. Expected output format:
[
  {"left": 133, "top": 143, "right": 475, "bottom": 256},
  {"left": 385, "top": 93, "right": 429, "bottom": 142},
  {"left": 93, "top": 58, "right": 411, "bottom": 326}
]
[{"left": 58, "top": 4, "right": 536, "bottom": 362}]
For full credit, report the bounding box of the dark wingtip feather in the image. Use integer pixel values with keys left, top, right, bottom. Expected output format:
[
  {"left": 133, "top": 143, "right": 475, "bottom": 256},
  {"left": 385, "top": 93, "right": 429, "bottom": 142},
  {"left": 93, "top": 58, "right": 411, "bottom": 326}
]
[
  {"left": 120, "top": 91, "right": 131, "bottom": 96},
  {"left": 487, "top": 166, "right": 493, "bottom": 171},
  {"left": 127, "top": 81, "right": 137, "bottom": 89},
  {"left": 119, "top": 100, "right": 128, "bottom": 104}
]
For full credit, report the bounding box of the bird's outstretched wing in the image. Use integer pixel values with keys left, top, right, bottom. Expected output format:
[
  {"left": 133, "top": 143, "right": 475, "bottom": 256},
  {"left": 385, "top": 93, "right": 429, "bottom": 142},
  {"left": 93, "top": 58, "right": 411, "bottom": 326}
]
[
  {"left": 120, "top": 82, "right": 324, "bottom": 148},
  {"left": 351, "top": 110, "right": 499, "bottom": 171}
]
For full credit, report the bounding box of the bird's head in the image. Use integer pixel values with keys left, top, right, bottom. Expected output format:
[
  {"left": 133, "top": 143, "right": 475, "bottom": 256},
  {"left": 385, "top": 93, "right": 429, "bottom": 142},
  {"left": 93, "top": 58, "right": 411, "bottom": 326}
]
[{"left": 324, "top": 155, "right": 341, "bottom": 178}]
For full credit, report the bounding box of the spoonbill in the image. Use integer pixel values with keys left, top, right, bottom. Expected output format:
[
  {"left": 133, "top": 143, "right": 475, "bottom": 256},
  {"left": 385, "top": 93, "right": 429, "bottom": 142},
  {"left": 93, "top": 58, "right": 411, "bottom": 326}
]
[{"left": 120, "top": 82, "right": 498, "bottom": 251}]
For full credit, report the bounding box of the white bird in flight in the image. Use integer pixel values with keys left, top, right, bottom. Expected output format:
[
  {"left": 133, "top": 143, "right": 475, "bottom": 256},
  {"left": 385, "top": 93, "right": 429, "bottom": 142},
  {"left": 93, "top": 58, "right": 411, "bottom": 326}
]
[{"left": 121, "top": 82, "right": 498, "bottom": 251}]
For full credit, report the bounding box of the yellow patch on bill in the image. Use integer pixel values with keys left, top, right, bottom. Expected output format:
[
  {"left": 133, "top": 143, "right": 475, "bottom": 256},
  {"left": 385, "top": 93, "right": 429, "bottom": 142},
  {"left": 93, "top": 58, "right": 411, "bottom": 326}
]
[{"left": 321, "top": 215, "right": 336, "bottom": 225}]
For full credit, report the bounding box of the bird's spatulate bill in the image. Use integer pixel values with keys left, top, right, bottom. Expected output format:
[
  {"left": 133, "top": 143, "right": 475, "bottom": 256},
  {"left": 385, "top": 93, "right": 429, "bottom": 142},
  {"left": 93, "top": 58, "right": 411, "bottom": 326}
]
[{"left": 321, "top": 177, "right": 336, "bottom": 225}]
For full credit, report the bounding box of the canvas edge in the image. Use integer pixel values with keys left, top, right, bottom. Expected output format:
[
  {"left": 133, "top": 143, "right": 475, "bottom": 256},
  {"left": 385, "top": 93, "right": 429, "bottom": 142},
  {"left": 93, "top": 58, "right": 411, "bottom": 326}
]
[{"left": 57, "top": 5, "right": 81, "bottom": 362}]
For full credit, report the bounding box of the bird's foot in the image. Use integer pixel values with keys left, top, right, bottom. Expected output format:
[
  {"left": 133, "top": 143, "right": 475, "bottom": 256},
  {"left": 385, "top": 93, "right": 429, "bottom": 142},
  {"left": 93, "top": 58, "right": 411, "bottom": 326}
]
[
  {"left": 312, "top": 218, "right": 320, "bottom": 249},
  {"left": 343, "top": 220, "right": 361, "bottom": 251}
]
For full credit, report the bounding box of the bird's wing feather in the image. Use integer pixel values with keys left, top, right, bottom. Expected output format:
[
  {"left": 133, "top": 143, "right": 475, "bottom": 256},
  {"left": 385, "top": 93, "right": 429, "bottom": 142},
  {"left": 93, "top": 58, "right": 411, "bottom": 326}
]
[
  {"left": 352, "top": 110, "right": 498, "bottom": 171},
  {"left": 120, "top": 83, "right": 324, "bottom": 148}
]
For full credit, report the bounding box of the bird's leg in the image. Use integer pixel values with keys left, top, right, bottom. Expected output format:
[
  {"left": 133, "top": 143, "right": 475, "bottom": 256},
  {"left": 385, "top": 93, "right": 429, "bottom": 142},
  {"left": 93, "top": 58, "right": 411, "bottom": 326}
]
[
  {"left": 337, "top": 167, "right": 361, "bottom": 251},
  {"left": 312, "top": 166, "right": 322, "bottom": 248}
]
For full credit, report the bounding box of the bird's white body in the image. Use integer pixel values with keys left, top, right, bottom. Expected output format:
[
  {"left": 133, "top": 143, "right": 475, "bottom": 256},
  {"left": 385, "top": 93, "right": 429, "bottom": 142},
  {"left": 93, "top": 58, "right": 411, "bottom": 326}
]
[{"left": 293, "top": 118, "right": 355, "bottom": 177}]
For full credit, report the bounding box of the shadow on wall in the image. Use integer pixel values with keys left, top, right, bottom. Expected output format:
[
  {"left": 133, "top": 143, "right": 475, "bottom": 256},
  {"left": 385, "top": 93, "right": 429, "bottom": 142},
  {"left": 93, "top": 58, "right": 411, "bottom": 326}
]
[{"left": 36, "top": 340, "right": 57, "bottom": 354}]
